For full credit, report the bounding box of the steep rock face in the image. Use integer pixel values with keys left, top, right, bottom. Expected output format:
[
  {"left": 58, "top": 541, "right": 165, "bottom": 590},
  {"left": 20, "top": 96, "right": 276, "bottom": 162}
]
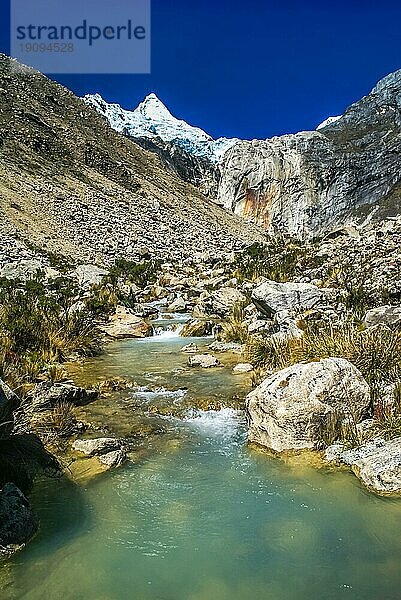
[
  {"left": 0, "top": 55, "right": 264, "bottom": 267},
  {"left": 218, "top": 70, "right": 401, "bottom": 238},
  {"left": 133, "top": 135, "right": 220, "bottom": 197}
]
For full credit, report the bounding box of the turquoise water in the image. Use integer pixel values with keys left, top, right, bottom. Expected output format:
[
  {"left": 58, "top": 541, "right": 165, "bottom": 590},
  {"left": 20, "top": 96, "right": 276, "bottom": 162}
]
[{"left": 4, "top": 330, "right": 401, "bottom": 600}]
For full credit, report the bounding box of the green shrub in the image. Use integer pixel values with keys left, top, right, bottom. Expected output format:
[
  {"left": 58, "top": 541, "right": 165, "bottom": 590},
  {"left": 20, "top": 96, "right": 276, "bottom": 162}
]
[
  {"left": 233, "top": 238, "right": 322, "bottom": 283},
  {"left": 108, "top": 258, "right": 162, "bottom": 289},
  {"left": 246, "top": 322, "right": 401, "bottom": 391},
  {"left": 0, "top": 275, "right": 102, "bottom": 388}
]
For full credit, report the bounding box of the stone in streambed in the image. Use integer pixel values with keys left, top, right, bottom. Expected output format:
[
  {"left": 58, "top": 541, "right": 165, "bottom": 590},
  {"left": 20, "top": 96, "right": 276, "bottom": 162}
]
[
  {"left": 246, "top": 358, "right": 370, "bottom": 452},
  {"left": 180, "top": 343, "right": 199, "bottom": 353},
  {"left": 72, "top": 437, "right": 122, "bottom": 456},
  {"left": 102, "top": 305, "right": 152, "bottom": 339},
  {"left": 98, "top": 449, "right": 126, "bottom": 469},
  {"left": 233, "top": 363, "right": 254, "bottom": 374},
  {"left": 325, "top": 437, "right": 401, "bottom": 495},
  {"left": 187, "top": 354, "right": 220, "bottom": 368},
  {"left": 0, "top": 483, "right": 38, "bottom": 557}
]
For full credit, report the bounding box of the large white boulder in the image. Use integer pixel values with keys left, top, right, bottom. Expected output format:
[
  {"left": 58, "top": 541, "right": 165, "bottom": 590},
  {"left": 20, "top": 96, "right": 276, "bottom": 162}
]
[
  {"left": 246, "top": 358, "right": 370, "bottom": 452},
  {"left": 251, "top": 279, "right": 331, "bottom": 317}
]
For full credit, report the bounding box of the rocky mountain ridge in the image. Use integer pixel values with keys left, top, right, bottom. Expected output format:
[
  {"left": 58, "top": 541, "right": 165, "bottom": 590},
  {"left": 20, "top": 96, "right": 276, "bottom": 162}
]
[
  {"left": 89, "top": 70, "right": 401, "bottom": 239},
  {"left": 0, "top": 55, "right": 265, "bottom": 268}
]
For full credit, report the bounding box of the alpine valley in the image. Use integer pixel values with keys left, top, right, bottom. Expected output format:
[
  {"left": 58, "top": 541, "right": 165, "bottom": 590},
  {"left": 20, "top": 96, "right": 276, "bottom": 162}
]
[{"left": 0, "top": 53, "right": 400, "bottom": 600}]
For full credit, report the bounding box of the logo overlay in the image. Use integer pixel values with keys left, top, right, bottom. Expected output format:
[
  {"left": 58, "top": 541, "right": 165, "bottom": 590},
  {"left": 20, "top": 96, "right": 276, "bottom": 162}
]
[{"left": 10, "top": 0, "right": 151, "bottom": 74}]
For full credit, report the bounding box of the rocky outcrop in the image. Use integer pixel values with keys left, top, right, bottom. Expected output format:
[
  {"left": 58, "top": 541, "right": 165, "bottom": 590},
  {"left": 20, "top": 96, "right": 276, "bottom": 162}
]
[
  {"left": 363, "top": 305, "right": 401, "bottom": 330},
  {"left": 246, "top": 358, "right": 371, "bottom": 452},
  {"left": 251, "top": 279, "right": 331, "bottom": 317},
  {"left": 0, "top": 483, "right": 38, "bottom": 556},
  {"left": 218, "top": 69, "right": 401, "bottom": 238},
  {"left": 133, "top": 135, "right": 220, "bottom": 198},
  {"left": 102, "top": 306, "right": 153, "bottom": 338},
  {"left": 27, "top": 382, "right": 98, "bottom": 410},
  {"left": 0, "top": 54, "right": 263, "bottom": 268},
  {"left": 326, "top": 437, "right": 401, "bottom": 495}
]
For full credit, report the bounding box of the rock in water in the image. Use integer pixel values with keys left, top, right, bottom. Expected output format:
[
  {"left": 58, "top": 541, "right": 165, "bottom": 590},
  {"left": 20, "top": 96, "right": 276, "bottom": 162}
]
[
  {"left": 0, "top": 483, "right": 38, "bottom": 556},
  {"left": 98, "top": 449, "right": 126, "bottom": 469},
  {"left": 326, "top": 438, "right": 401, "bottom": 495},
  {"left": 233, "top": 363, "right": 254, "bottom": 374},
  {"left": 72, "top": 438, "right": 122, "bottom": 456},
  {"left": 102, "top": 306, "right": 153, "bottom": 339},
  {"left": 246, "top": 358, "right": 370, "bottom": 452},
  {"left": 187, "top": 354, "right": 220, "bottom": 368}
]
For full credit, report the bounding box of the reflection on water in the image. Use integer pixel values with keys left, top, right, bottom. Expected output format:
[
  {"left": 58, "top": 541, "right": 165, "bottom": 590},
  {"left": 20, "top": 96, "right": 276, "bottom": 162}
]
[{"left": 4, "top": 332, "right": 401, "bottom": 600}]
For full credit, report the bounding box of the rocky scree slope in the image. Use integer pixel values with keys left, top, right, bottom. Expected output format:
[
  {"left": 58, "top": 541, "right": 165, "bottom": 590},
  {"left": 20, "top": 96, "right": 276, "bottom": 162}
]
[
  {"left": 218, "top": 70, "right": 401, "bottom": 238},
  {"left": 0, "top": 55, "right": 264, "bottom": 267}
]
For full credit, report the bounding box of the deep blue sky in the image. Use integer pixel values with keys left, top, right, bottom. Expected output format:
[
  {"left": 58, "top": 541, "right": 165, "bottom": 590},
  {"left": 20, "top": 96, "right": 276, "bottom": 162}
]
[{"left": 1, "top": 0, "right": 401, "bottom": 138}]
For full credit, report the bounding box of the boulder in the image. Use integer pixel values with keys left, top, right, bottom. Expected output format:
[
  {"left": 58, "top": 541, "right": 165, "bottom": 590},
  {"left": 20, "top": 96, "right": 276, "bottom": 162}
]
[
  {"left": 102, "top": 306, "right": 153, "bottom": 338},
  {"left": 187, "top": 354, "right": 220, "bottom": 368},
  {"left": 167, "top": 296, "right": 187, "bottom": 312},
  {"left": 71, "top": 264, "right": 108, "bottom": 289},
  {"left": 196, "top": 287, "right": 247, "bottom": 318},
  {"left": 363, "top": 305, "right": 401, "bottom": 330},
  {"left": 0, "top": 260, "right": 59, "bottom": 281},
  {"left": 98, "top": 449, "right": 126, "bottom": 468},
  {"left": 180, "top": 343, "right": 199, "bottom": 353},
  {"left": 326, "top": 437, "right": 401, "bottom": 495},
  {"left": 72, "top": 437, "right": 122, "bottom": 457},
  {"left": 0, "top": 483, "right": 38, "bottom": 556},
  {"left": 26, "top": 382, "right": 97, "bottom": 412},
  {"left": 208, "top": 341, "right": 243, "bottom": 353},
  {"left": 233, "top": 363, "right": 254, "bottom": 374},
  {"left": 180, "top": 319, "right": 213, "bottom": 337},
  {"left": 251, "top": 279, "right": 331, "bottom": 317},
  {"left": 246, "top": 358, "right": 371, "bottom": 452}
]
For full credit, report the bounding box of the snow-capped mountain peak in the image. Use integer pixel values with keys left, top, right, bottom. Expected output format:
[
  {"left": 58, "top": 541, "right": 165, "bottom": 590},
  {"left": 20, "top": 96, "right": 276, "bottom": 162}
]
[
  {"left": 135, "top": 93, "right": 176, "bottom": 121},
  {"left": 83, "top": 92, "right": 239, "bottom": 163}
]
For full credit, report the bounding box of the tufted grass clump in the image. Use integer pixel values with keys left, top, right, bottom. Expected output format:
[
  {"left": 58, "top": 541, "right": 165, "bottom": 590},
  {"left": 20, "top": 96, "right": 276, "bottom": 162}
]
[
  {"left": 221, "top": 302, "right": 249, "bottom": 344},
  {"left": 245, "top": 335, "right": 292, "bottom": 370},
  {"left": 0, "top": 274, "right": 103, "bottom": 389},
  {"left": 245, "top": 322, "right": 401, "bottom": 392},
  {"left": 372, "top": 383, "right": 401, "bottom": 440}
]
